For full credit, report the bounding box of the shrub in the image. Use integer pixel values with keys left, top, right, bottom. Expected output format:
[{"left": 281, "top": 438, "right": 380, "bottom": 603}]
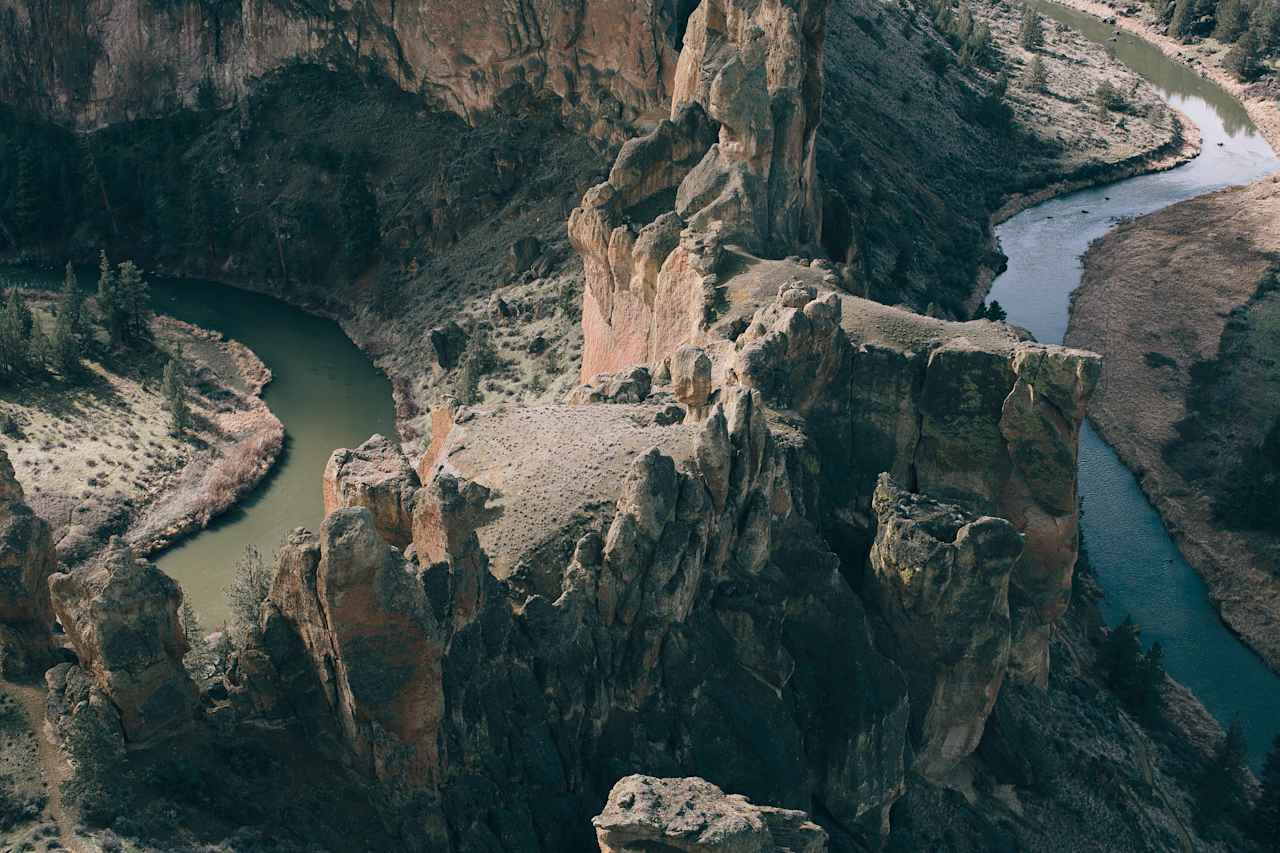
[
  {"left": 225, "top": 545, "right": 273, "bottom": 636},
  {"left": 1022, "top": 56, "right": 1049, "bottom": 93},
  {"left": 1093, "top": 81, "right": 1128, "bottom": 115}
]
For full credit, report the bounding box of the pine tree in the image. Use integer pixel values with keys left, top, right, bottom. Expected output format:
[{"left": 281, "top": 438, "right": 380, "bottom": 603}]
[
  {"left": 96, "top": 250, "right": 122, "bottom": 346},
  {"left": 162, "top": 346, "right": 191, "bottom": 434},
  {"left": 1023, "top": 55, "right": 1049, "bottom": 92},
  {"left": 1224, "top": 29, "right": 1265, "bottom": 81},
  {"left": 338, "top": 154, "right": 380, "bottom": 271},
  {"left": 0, "top": 289, "right": 31, "bottom": 380},
  {"left": 1213, "top": 0, "right": 1251, "bottom": 41},
  {"left": 12, "top": 145, "right": 39, "bottom": 244},
  {"left": 115, "top": 260, "right": 150, "bottom": 347},
  {"left": 1253, "top": 734, "right": 1280, "bottom": 851},
  {"left": 1196, "top": 719, "right": 1250, "bottom": 831},
  {"left": 1020, "top": 6, "right": 1045, "bottom": 50},
  {"left": 52, "top": 262, "right": 84, "bottom": 376},
  {"left": 1099, "top": 615, "right": 1166, "bottom": 725}
]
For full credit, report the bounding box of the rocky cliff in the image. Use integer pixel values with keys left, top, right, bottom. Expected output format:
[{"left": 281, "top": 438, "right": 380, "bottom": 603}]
[
  {"left": 0, "top": 449, "right": 57, "bottom": 680},
  {"left": 48, "top": 539, "right": 197, "bottom": 742},
  {"left": 0, "top": 0, "right": 686, "bottom": 136},
  {"left": 188, "top": 1, "right": 1106, "bottom": 846}
]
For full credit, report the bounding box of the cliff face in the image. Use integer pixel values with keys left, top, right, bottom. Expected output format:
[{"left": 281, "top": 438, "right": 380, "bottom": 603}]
[
  {"left": 0, "top": 449, "right": 57, "bottom": 680},
  {"left": 194, "top": 0, "right": 1104, "bottom": 845},
  {"left": 246, "top": 387, "right": 911, "bottom": 849},
  {"left": 0, "top": 0, "right": 682, "bottom": 134}
]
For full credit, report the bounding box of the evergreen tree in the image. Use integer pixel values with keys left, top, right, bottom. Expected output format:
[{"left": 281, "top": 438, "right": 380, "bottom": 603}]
[
  {"left": 0, "top": 289, "right": 31, "bottom": 380},
  {"left": 115, "top": 261, "right": 150, "bottom": 347},
  {"left": 1099, "top": 615, "right": 1165, "bottom": 725},
  {"left": 162, "top": 346, "right": 191, "bottom": 434},
  {"left": 976, "top": 300, "right": 1008, "bottom": 321},
  {"left": 1023, "top": 55, "right": 1049, "bottom": 92},
  {"left": 96, "top": 250, "right": 121, "bottom": 346},
  {"left": 12, "top": 145, "right": 39, "bottom": 243},
  {"left": 1196, "top": 719, "right": 1250, "bottom": 831},
  {"left": 1213, "top": 0, "right": 1252, "bottom": 41},
  {"left": 1020, "top": 6, "right": 1045, "bottom": 50},
  {"left": 338, "top": 155, "right": 380, "bottom": 271},
  {"left": 1224, "top": 29, "right": 1266, "bottom": 81},
  {"left": 52, "top": 262, "right": 85, "bottom": 375},
  {"left": 1253, "top": 734, "right": 1280, "bottom": 851}
]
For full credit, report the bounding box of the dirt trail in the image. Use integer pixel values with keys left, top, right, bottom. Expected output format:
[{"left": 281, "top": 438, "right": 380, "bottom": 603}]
[{"left": 7, "top": 683, "right": 91, "bottom": 853}]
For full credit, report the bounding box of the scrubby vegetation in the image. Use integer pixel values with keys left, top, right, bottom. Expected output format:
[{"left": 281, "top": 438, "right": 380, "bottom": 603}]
[
  {"left": 1099, "top": 615, "right": 1166, "bottom": 727},
  {"left": 1167, "top": 267, "right": 1280, "bottom": 538},
  {"left": 1146, "top": 0, "right": 1280, "bottom": 80}
]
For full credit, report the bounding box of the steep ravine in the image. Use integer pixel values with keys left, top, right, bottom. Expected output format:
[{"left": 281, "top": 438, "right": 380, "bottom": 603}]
[{"left": 988, "top": 0, "right": 1280, "bottom": 764}]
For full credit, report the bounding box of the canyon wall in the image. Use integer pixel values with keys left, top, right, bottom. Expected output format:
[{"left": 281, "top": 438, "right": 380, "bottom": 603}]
[{"left": 0, "top": 0, "right": 685, "bottom": 135}]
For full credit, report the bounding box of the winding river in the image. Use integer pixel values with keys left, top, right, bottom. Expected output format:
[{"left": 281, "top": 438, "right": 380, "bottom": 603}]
[
  {"left": 990, "top": 0, "right": 1280, "bottom": 764},
  {"left": 145, "top": 279, "right": 396, "bottom": 627},
  {"left": 9, "top": 267, "right": 397, "bottom": 627}
]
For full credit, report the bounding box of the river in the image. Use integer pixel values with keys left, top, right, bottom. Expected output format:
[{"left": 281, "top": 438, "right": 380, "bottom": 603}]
[
  {"left": 6, "top": 267, "right": 396, "bottom": 627},
  {"left": 989, "top": 0, "right": 1280, "bottom": 765},
  {"left": 145, "top": 279, "right": 396, "bottom": 627}
]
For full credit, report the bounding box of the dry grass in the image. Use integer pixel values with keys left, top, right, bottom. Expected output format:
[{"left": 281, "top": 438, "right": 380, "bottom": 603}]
[{"left": 0, "top": 302, "right": 283, "bottom": 564}]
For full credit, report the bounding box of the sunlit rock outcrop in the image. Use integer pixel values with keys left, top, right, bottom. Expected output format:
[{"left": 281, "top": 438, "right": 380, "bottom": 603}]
[
  {"left": 322, "top": 434, "right": 420, "bottom": 550},
  {"left": 48, "top": 540, "right": 196, "bottom": 742},
  {"left": 868, "top": 475, "right": 1022, "bottom": 780},
  {"left": 251, "top": 388, "right": 909, "bottom": 849},
  {"left": 0, "top": 449, "right": 56, "bottom": 679},
  {"left": 594, "top": 775, "right": 829, "bottom": 853}
]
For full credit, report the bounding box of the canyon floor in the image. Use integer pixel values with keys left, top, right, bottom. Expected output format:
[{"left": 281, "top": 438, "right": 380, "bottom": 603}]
[
  {"left": 1067, "top": 176, "right": 1280, "bottom": 672},
  {"left": 0, "top": 299, "right": 282, "bottom": 567},
  {"left": 1060, "top": 0, "right": 1280, "bottom": 673}
]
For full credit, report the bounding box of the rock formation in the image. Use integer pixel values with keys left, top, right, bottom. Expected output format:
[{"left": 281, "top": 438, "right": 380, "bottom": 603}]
[
  {"left": 322, "top": 434, "right": 420, "bottom": 550},
  {"left": 48, "top": 540, "right": 196, "bottom": 742},
  {"left": 197, "top": 0, "right": 1104, "bottom": 845},
  {"left": 594, "top": 775, "right": 828, "bottom": 852},
  {"left": 0, "top": 449, "right": 57, "bottom": 679},
  {"left": 0, "top": 0, "right": 686, "bottom": 136},
  {"left": 244, "top": 387, "right": 909, "bottom": 849},
  {"left": 868, "top": 475, "right": 1022, "bottom": 780}
]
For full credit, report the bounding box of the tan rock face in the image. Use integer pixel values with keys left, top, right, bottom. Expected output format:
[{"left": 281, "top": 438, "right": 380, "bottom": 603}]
[
  {"left": 594, "top": 775, "right": 829, "bottom": 853},
  {"left": 868, "top": 475, "right": 1022, "bottom": 780},
  {"left": 322, "top": 434, "right": 420, "bottom": 550},
  {"left": 0, "top": 0, "right": 684, "bottom": 136},
  {"left": 48, "top": 540, "right": 196, "bottom": 742},
  {"left": 249, "top": 389, "right": 909, "bottom": 849},
  {"left": 573, "top": 0, "right": 830, "bottom": 380},
  {"left": 0, "top": 450, "right": 57, "bottom": 679},
  {"left": 268, "top": 508, "right": 448, "bottom": 787},
  {"left": 671, "top": 0, "right": 827, "bottom": 251}
]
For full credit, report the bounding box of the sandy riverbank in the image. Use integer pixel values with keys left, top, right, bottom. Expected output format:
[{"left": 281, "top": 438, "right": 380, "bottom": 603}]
[
  {"left": 1056, "top": 0, "right": 1280, "bottom": 672},
  {"left": 0, "top": 303, "right": 283, "bottom": 566}
]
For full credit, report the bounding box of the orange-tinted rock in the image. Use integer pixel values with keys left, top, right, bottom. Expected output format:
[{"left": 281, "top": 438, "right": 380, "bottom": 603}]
[
  {"left": 48, "top": 540, "right": 196, "bottom": 742},
  {"left": 0, "top": 449, "right": 57, "bottom": 679},
  {"left": 322, "top": 434, "right": 419, "bottom": 550}
]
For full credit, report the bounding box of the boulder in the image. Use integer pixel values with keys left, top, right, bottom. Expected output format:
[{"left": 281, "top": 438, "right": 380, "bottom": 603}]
[
  {"left": 566, "top": 366, "right": 653, "bottom": 405},
  {"left": 868, "top": 475, "right": 1023, "bottom": 779},
  {"left": 594, "top": 775, "right": 828, "bottom": 852},
  {"left": 322, "top": 434, "right": 420, "bottom": 549},
  {"left": 48, "top": 539, "right": 196, "bottom": 742},
  {"left": 429, "top": 322, "right": 468, "bottom": 371},
  {"left": 0, "top": 449, "right": 57, "bottom": 680},
  {"left": 669, "top": 344, "right": 714, "bottom": 413}
]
